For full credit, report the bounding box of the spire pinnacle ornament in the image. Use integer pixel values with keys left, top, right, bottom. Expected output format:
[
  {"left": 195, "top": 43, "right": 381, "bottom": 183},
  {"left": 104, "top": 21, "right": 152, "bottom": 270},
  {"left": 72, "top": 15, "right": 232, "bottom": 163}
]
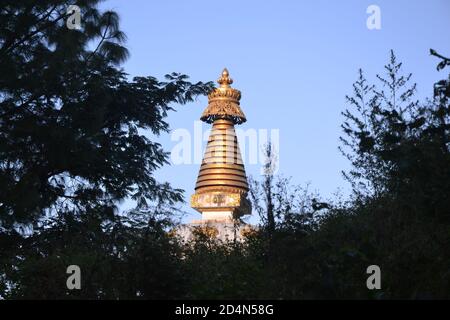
[{"left": 217, "top": 68, "right": 233, "bottom": 87}]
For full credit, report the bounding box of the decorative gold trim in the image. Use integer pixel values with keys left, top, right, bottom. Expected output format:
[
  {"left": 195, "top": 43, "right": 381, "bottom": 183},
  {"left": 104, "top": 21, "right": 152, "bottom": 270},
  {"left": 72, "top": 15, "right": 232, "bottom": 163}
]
[
  {"left": 191, "top": 192, "right": 243, "bottom": 209},
  {"left": 195, "top": 180, "right": 249, "bottom": 189},
  {"left": 200, "top": 69, "right": 246, "bottom": 124},
  {"left": 195, "top": 186, "right": 248, "bottom": 194},
  {"left": 199, "top": 163, "right": 246, "bottom": 171}
]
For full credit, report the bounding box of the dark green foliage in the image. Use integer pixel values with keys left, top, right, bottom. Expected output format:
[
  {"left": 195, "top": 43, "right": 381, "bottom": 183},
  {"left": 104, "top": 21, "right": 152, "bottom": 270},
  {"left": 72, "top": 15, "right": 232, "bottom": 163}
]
[
  {"left": 1, "top": 0, "right": 449, "bottom": 299},
  {"left": 180, "top": 235, "right": 265, "bottom": 299},
  {"left": 0, "top": 0, "right": 212, "bottom": 229},
  {"left": 0, "top": 0, "right": 212, "bottom": 299},
  {"left": 2, "top": 210, "right": 186, "bottom": 299}
]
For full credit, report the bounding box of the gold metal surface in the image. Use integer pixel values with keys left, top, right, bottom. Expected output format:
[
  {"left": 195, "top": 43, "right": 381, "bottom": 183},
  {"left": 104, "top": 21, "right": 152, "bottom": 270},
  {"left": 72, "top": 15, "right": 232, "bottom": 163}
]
[
  {"left": 199, "top": 168, "right": 246, "bottom": 176},
  {"left": 196, "top": 175, "right": 248, "bottom": 184},
  {"left": 191, "top": 192, "right": 242, "bottom": 208},
  {"left": 195, "top": 180, "right": 249, "bottom": 190},
  {"left": 201, "top": 158, "right": 243, "bottom": 165},
  {"left": 199, "top": 163, "right": 247, "bottom": 171},
  {"left": 194, "top": 185, "right": 248, "bottom": 195}
]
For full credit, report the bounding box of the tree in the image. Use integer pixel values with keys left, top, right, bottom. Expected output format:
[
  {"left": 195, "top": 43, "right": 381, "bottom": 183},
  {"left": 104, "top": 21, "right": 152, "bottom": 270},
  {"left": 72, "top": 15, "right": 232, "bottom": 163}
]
[
  {"left": 0, "top": 0, "right": 212, "bottom": 230},
  {"left": 340, "top": 50, "right": 420, "bottom": 200},
  {"left": 0, "top": 0, "right": 213, "bottom": 299},
  {"left": 336, "top": 50, "right": 450, "bottom": 298},
  {"left": 430, "top": 48, "right": 450, "bottom": 149}
]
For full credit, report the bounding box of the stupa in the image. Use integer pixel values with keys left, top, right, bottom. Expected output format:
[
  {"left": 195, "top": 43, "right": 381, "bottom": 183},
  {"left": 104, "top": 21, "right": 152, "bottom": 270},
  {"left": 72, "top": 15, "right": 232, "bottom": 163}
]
[{"left": 178, "top": 69, "right": 253, "bottom": 242}]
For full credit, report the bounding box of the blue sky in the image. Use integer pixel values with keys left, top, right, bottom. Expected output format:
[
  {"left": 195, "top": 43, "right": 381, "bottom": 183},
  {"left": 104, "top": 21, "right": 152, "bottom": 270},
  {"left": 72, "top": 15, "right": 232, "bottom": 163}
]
[{"left": 101, "top": 0, "right": 450, "bottom": 222}]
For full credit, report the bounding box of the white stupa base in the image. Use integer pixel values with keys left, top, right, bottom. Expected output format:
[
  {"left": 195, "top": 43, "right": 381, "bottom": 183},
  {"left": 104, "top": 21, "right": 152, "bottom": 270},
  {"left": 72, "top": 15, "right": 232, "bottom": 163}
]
[
  {"left": 200, "top": 210, "right": 234, "bottom": 222},
  {"left": 175, "top": 220, "right": 254, "bottom": 243}
]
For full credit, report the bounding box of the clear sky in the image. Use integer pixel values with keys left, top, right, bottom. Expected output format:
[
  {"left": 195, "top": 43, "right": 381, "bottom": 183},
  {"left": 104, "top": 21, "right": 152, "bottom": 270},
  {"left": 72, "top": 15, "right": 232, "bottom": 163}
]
[{"left": 101, "top": 0, "right": 450, "bottom": 223}]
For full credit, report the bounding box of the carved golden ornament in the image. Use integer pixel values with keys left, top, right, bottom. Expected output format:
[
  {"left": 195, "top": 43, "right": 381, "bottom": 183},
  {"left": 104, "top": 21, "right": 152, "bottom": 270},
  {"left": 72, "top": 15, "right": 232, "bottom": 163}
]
[
  {"left": 200, "top": 69, "right": 246, "bottom": 124},
  {"left": 190, "top": 192, "right": 242, "bottom": 209},
  {"left": 194, "top": 185, "right": 248, "bottom": 195},
  {"left": 217, "top": 68, "right": 233, "bottom": 87},
  {"left": 229, "top": 193, "right": 240, "bottom": 204},
  {"left": 201, "top": 101, "right": 246, "bottom": 124}
]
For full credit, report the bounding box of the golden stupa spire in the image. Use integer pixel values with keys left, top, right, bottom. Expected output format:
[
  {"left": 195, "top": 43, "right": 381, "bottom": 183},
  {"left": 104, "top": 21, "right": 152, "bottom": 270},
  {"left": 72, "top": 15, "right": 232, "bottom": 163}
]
[{"left": 191, "top": 69, "right": 251, "bottom": 222}]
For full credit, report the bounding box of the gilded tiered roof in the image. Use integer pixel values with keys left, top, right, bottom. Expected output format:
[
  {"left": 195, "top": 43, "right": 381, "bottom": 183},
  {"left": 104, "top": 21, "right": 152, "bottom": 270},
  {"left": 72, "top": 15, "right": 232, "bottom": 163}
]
[
  {"left": 200, "top": 68, "right": 247, "bottom": 125},
  {"left": 194, "top": 69, "right": 249, "bottom": 195}
]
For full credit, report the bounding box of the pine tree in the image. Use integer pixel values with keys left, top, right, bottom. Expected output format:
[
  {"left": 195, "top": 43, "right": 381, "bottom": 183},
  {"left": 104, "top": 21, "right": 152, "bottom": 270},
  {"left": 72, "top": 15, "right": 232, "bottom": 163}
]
[{"left": 340, "top": 50, "right": 420, "bottom": 200}]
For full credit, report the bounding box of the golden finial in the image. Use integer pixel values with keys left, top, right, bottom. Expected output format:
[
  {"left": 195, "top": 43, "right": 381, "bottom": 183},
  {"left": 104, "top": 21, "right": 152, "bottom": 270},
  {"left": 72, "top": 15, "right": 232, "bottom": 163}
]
[{"left": 217, "top": 68, "right": 233, "bottom": 87}]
